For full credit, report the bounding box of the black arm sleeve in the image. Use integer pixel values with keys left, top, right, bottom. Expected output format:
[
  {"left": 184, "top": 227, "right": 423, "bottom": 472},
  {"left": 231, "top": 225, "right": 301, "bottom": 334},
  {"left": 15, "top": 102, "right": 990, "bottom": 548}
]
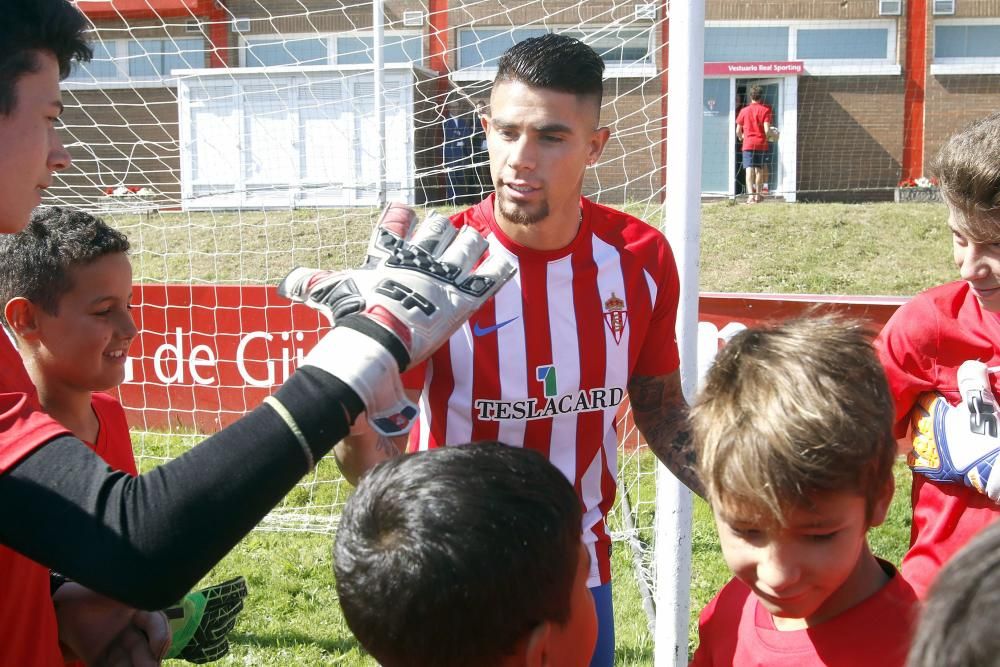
[{"left": 0, "top": 366, "right": 363, "bottom": 610}]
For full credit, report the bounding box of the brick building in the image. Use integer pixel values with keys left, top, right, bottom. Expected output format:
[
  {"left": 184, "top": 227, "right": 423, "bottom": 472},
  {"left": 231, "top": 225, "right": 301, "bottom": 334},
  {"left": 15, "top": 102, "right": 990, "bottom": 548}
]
[{"left": 57, "top": 0, "right": 1000, "bottom": 208}]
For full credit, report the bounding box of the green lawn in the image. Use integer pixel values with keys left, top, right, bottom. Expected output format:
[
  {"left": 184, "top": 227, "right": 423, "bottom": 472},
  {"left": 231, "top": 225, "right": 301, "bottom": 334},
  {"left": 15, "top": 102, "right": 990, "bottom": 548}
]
[{"left": 120, "top": 200, "right": 949, "bottom": 665}]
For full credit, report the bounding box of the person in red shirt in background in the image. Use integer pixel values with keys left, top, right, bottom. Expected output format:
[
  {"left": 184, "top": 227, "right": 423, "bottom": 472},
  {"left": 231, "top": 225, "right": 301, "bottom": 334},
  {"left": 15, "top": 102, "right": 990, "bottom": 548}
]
[
  {"left": 735, "top": 85, "right": 773, "bottom": 204},
  {"left": 691, "top": 316, "right": 918, "bottom": 666},
  {"left": 876, "top": 110, "right": 1000, "bottom": 598}
]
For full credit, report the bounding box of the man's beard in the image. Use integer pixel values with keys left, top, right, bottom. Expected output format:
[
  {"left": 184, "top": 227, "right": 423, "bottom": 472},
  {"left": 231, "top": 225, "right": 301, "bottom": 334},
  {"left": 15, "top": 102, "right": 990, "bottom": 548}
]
[{"left": 496, "top": 183, "right": 549, "bottom": 225}]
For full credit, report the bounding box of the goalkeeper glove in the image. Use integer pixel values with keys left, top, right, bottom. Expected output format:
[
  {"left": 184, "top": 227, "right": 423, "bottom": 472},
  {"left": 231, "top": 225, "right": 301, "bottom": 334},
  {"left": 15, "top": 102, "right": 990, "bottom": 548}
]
[
  {"left": 909, "top": 360, "right": 1000, "bottom": 501},
  {"left": 281, "top": 203, "right": 516, "bottom": 436},
  {"left": 278, "top": 203, "right": 462, "bottom": 325},
  {"left": 164, "top": 576, "right": 248, "bottom": 663}
]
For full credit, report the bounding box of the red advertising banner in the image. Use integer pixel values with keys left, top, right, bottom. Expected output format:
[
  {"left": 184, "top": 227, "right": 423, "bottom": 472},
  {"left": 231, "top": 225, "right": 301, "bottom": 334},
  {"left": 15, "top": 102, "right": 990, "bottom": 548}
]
[
  {"left": 115, "top": 286, "right": 907, "bottom": 432},
  {"left": 704, "top": 61, "right": 804, "bottom": 76}
]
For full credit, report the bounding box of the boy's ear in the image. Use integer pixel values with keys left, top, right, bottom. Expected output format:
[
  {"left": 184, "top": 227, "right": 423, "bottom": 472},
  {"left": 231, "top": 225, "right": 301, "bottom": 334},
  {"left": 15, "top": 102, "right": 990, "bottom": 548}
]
[
  {"left": 868, "top": 475, "right": 896, "bottom": 529},
  {"left": 4, "top": 297, "right": 41, "bottom": 341},
  {"left": 521, "top": 622, "right": 552, "bottom": 667}
]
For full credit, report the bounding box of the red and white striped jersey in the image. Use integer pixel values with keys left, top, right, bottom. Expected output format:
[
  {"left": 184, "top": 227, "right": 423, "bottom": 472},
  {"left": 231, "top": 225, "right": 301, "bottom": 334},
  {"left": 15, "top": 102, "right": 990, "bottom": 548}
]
[{"left": 403, "top": 195, "right": 680, "bottom": 586}]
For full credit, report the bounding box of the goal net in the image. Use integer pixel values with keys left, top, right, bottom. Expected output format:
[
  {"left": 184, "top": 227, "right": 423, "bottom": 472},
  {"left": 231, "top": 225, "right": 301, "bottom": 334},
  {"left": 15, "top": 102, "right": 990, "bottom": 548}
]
[
  {"left": 50, "top": 0, "right": 994, "bottom": 654},
  {"left": 58, "top": 0, "right": 668, "bottom": 595}
]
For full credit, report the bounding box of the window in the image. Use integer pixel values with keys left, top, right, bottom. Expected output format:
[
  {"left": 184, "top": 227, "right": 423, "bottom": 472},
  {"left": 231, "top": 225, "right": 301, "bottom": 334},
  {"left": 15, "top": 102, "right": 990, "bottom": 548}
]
[
  {"left": 457, "top": 27, "right": 652, "bottom": 72},
  {"left": 932, "top": 21, "right": 1000, "bottom": 73},
  {"left": 336, "top": 34, "right": 423, "bottom": 65},
  {"left": 68, "top": 41, "right": 119, "bottom": 81},
  {"left": 242, "top": 33, "right": 423, "bottom": 68},
  {"left": 244, "top": 37, "right": 329, "bottom": 67},
  {"left": 704, "top": 21, "right": 898, "bottom": 76},
  {"left": 564, "top": 28, "right": 653, "bottom": 65},
  {"left": 63, "top": 37, "right": 207, "bottom": 87},
  {"left": 458, "top": 28, "right": 547, "bottom": 70},
  {"left": 796, "top": 28, "right": 889, "bottom": 60},
  {"left": 128, "top": 38, "right": 203, "bottom": 78},
  {"left": 935, "top": 24, "right": 1000, "bottom": 59},
  {"left": 705, "top": 27, "right": 789, "bottom": 62}
]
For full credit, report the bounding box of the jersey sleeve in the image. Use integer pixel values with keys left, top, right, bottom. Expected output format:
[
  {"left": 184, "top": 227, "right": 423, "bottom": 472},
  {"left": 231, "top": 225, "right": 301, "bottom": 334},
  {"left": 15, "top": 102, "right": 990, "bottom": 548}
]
[
  {"left": 875, "top": 296, "right": 942, "bottom": 439},
  {"left": 633, "top": 237, "right": 681, "bottom": 376},
  {"left": 764, "top": 105, "right": 773, "bottom": 125}
]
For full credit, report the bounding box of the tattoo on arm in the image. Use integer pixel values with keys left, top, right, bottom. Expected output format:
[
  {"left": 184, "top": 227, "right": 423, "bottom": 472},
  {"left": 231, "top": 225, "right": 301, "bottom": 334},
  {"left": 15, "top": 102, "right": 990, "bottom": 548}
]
[{"left": 627, "top": 372, "right": 705, "bottom": 498}]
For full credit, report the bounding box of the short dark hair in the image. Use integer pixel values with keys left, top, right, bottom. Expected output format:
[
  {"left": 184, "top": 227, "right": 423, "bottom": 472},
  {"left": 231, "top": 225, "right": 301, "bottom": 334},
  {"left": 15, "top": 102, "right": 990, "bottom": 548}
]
[
  {"left": 0, "top": 207, "right": 129, "bottom": 334},
  {"left": 907, "top": 520, "right": 1000, "bottom": 667},
  {"left": 0, "top": 0, "right": 92, "bottom": 116},
  {"left": 494, "top": 33, "right": 604, "bottom": 108},
  {"left": 334, "top": 442, "right": 582, "bottom": 667},
  {"left": 749, "top": 85, "right": 764, "bottom": 102}
]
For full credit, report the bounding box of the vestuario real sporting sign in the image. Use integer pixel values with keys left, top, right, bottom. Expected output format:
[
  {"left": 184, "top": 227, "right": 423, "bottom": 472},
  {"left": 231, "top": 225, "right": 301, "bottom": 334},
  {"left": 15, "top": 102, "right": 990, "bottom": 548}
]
[{"left": 115, "top": 286, "right": 906, "bottom": 432}]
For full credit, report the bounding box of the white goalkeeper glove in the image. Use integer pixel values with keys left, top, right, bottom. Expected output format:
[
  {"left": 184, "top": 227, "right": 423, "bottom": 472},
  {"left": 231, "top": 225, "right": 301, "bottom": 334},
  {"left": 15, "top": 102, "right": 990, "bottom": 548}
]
[
  {"left": 909, "top": 360, "right": 1000, "bottom": 502},
  {"left": 282, "top": 203, "right": 516, "bottom": 436},
  {"left": 278, "top": 203, "right": 461, "bottom": 325}
]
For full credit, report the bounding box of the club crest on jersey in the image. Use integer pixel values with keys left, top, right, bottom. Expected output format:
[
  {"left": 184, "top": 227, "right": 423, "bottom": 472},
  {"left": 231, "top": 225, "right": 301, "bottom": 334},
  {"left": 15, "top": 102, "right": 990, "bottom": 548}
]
[{"left": 603, "top": 292, "right": 628, "bottom": 344}]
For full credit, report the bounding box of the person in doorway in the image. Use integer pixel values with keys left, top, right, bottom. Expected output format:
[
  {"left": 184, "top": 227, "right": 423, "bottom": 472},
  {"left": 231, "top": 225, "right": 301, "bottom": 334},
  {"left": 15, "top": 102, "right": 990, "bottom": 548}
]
[{"left": 735, "top": 84, "right": 772, "bottom": 204}]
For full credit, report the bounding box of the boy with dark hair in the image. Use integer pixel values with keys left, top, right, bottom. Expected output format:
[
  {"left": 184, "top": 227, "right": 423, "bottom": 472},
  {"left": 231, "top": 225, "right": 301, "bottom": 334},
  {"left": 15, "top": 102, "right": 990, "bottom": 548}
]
[
  {"left": 0, "top": 1, "right": 515, "bottom": 661},
  {"left": 876, "top": 110, "right": 1000, "bottom": 597},
  {"left": 691, "top": 316, "right": 918, "bottom": 666},
  {"left": 334, "top": 442, "right": 597, "bottom": 667},
  {"left": 905, "top": 519, "right": 1000, "bottom": 667},
  {"left": 735, "top": 84, "right": 773, "bottom": 204},
  {"left": 0, "top": 206, "right": 248, "bottom": 664},
  {"left": 283, "top": 33, "right": 693, "bottom": 667}
]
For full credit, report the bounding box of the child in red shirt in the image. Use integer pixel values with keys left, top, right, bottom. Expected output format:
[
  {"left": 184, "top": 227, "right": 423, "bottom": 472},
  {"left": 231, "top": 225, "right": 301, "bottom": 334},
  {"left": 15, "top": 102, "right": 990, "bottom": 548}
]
[
  {"left": 876, "top": 111, "right": 1000, "bottom": 598},
  {"left": 0, "top": 206, "right": 247, "bottom": 664},
  {"left": 690, "top": 316, "right": 918, "bottom": 666}
]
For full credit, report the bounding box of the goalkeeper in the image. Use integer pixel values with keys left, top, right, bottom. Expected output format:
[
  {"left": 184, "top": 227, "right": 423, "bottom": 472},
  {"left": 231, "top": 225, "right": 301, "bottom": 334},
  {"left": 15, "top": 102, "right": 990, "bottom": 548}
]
[
  {"left": 0, "top": 2, "right": 516, "bottom": 663},
  {"left": 0, "top": 207, "right": 250, "bottom": 663},
  {"left": 876, "top": 110, "right": 1000, "bottom": 598}
]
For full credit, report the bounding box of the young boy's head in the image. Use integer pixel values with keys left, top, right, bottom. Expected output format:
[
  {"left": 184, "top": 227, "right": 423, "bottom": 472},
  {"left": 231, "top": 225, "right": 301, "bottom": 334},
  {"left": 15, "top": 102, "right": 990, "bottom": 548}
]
[
  {"left": 0, "top": 206, "right": 136, "bottom": 394},
  {"left": 906, "top": 520, "right": 1000, "bottom": 667},
  {"left": 0, "top": 0, "right": 91, "bottom": 234},
  {"left": 692, "top": 315, "right": 897, "bottom": 627},
  {"left": 334, "top": 442, "right": 596, "bottom": 667},
  {"left": 749, "top": 84, "right": 764, "bottom": 102},
  {"left": 932, "top": 111, "right": 1000, "bottom": 312}
]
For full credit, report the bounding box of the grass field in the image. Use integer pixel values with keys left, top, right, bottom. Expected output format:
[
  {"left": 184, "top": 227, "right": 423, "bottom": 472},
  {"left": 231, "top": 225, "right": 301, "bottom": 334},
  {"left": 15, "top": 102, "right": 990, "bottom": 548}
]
[{"left": 121, "top": 200, "right": 951, "bottom": 665}]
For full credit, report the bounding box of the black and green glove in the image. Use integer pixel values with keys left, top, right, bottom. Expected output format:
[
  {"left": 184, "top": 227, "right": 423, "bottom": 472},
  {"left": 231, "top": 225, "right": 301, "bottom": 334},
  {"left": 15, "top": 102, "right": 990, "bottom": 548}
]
[{"left": 164, "top": 576, "right": 248, "bottom": 663}]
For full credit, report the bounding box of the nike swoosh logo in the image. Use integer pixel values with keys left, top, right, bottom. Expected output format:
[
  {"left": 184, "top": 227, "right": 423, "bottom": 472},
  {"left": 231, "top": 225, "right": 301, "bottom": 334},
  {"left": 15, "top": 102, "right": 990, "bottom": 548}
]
[{"left": 473, "top": 317, "right": 519, "bottom": 337}]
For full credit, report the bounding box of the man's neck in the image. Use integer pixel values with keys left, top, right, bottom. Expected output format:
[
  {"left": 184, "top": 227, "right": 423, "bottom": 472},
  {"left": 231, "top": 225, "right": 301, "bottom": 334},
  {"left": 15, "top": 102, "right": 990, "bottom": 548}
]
[{"left": 494, "top": 205, "right": 583, "bottom": 252}]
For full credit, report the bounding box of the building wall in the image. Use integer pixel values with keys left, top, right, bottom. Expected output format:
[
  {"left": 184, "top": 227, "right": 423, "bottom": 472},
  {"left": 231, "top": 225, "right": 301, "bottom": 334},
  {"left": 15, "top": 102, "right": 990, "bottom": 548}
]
[
  {"left": 56, "top": 87, "right": 181, "bottom": 207},
  {"left": 924, "top": 74, "right": 1000, "bottom": 173},
  {"left": 796, "top": 76, "right": 904, "bottom": 201},
  {"left": 707, "top": 0, "right": 881, "bottom": 21}
]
